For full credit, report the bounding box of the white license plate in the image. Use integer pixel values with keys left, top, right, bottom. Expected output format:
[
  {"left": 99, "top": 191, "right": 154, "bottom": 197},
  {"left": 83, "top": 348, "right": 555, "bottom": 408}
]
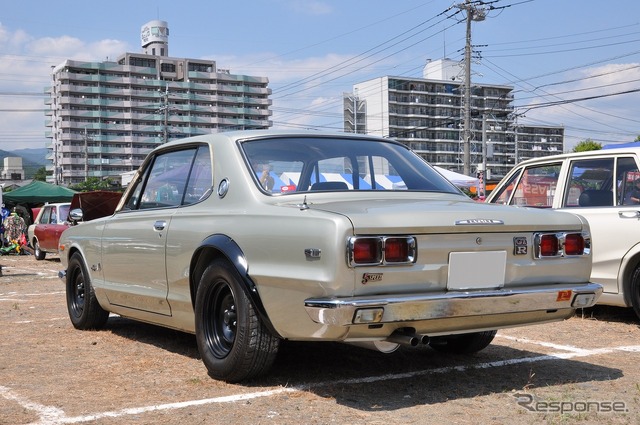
[{"left": 447, "top": 251, "right": 507, "bottom": 290}]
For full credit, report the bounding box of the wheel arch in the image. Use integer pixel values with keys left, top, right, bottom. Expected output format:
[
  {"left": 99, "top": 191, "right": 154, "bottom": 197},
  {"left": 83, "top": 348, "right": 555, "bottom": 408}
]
[
  {"left": 619, "top": 244, "right": 640, "bottom": 307},
  {"left": 190, "top": 234, "right": 281, "bottom": 338}
]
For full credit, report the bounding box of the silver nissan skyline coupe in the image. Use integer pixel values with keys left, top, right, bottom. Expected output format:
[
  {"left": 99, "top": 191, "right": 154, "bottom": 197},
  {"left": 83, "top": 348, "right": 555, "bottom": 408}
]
[{"left": 58, "top": 130, "right": 602, "bottom": 383}]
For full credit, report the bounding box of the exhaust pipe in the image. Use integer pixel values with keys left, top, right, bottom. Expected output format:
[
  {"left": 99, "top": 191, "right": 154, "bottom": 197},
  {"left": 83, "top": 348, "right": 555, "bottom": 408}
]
[
  {"left": 344, "top": 331, "right": 430, "bottom": 353},
  {"left": 386, "top": 330, "right": 429, "bottom": 347}
]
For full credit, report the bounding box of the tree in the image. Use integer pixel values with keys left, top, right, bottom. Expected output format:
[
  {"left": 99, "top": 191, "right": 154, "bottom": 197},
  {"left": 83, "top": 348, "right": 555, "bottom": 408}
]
[
  {"left": 33, "top": 167, "right": 47, "bottom": 182},
  {"left": 70, "top": 177, "right": 121, "bottom": 192},
  {"left": 573, "top": 139, "right": 602, "bottom": 152}
]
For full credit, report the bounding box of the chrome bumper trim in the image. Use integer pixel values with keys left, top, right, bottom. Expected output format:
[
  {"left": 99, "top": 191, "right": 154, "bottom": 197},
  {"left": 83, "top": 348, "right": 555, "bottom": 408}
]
[{"left": 304, "top": 283, "right": 603, "bottom": 326}]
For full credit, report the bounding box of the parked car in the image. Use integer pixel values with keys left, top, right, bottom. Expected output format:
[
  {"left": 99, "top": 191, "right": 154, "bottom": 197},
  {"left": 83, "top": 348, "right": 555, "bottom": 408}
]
[
  {"left": 58, "top": 130, "right": 602, "bottom": 382},
  {"left": 487, "top": 147, "right": 640, "bottom": 319},
  {"left": 27, "top": 202, "right": 71, "bottom": 260},
  {"left": 27, "top": 191, "right": 122, "bottom": 260}
]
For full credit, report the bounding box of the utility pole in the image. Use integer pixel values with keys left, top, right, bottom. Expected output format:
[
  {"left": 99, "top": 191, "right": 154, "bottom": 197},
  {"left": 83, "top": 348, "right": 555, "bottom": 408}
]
[
  {"left": 158, "top": 84, "right": 170, "bottom": 144},
  {"left": 84, "top": 128, "right": 89, "bottom": 182},
  {"left": 480, "top": 114, "right": 487, "bottom": 199},
  {"left": 456, "top": 0, "right": 485, "bottom": 176}
]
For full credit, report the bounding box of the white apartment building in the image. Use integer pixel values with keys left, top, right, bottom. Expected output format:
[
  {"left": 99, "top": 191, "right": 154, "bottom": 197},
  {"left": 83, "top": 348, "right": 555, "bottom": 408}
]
[
  {"left": 45, "top": 20, "right": 272, "bottom": 185},
  {"left": 344, "top": 59, "right": 564, "bottom": 180}
]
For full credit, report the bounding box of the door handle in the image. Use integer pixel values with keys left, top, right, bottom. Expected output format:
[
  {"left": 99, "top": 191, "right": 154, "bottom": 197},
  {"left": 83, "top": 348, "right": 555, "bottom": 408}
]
[
  {"left": 153, "top": 220, "right": 167, "bottom": 231},
  {"left": 618, "top": 210, "right": 640, "bottom": 219}
]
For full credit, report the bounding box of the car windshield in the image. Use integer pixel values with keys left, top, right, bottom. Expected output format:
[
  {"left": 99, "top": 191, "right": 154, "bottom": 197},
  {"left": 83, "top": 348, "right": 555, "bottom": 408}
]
[{"left": 241, "top": 136, "right": 460, "bottom": 195}]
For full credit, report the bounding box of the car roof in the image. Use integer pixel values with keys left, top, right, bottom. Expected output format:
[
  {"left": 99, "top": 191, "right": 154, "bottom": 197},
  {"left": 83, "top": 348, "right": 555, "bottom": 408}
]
[
  {"left": 157, "top": 129, "right": 392, "bottom": 150},
  {"left": 516, "top": 147, "right": 640, "bottom": 166}
]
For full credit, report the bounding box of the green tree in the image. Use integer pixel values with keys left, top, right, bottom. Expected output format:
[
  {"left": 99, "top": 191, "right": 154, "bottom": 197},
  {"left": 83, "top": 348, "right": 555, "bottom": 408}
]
[
  {"left": 573, "top": 139, "right": 602, "bottom": 152},
  {"left": 70, "top": 177, "right": 121, "bottom": 192},
  {"left": 33, "top": 167, "right": 47, "bottom": 182}
]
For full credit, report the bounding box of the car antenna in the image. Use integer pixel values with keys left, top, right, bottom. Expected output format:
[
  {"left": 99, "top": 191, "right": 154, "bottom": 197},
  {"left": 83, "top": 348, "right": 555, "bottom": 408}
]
[{"left": 299, "top": 195, "right": 309, "bottom": 210}]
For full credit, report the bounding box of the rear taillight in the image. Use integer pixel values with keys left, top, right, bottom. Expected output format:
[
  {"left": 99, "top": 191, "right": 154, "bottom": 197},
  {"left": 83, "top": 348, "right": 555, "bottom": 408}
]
[
  {"left": 352, "top": 238, "right": 382, "bottom": 265},
  {"left": 539, "top": 234, "right": 559, "bottom": 257},
  {"left": 564, "top": 233, "right": 585, "bottom": 255},
  {"left": 348, "top": 236, "right": 417, "bottom": 266},
  {"left": 534, "top": 232, "right": 589, "bottom": 258}
]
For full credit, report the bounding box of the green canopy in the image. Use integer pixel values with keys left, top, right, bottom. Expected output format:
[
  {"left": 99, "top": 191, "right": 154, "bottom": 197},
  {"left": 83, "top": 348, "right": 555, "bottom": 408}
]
[{"left": 3, "top": 181, "right": 77, "bottom": 204}]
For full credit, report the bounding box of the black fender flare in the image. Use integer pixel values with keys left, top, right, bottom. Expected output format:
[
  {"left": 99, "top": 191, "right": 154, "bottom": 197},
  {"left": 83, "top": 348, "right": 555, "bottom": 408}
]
[{"left": 190, "top": 234, "right": 281, "bottom": 338}]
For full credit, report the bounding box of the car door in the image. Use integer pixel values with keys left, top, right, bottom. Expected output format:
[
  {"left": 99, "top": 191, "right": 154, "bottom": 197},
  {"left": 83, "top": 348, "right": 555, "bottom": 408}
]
[
  {"left": 42, "top": 204, "right": 70, "bottom": 252},
  {"left": 557, "top": 155, "right": 640, "bottom": 295},
  {"left": 100, "top": 147, "right": 198, "bottom": 315},
  {"left": 34, "top": 206, "right": 53, "bottom": 248}
]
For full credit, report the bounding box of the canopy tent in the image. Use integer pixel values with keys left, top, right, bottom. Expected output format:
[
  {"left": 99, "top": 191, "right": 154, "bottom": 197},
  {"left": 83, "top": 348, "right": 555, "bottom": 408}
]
[
  {"left": 433, "top": 166, "right": 479, "bottom": 187},
  {"left": 3, "top": 181, "right": 77, "bottom": 204},
  {"left": 602, "top": 141, "right": 640, "bottom": 150}
]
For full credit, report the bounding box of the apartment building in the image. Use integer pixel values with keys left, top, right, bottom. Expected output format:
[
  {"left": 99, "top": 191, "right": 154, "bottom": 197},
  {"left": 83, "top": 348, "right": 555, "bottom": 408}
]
[
  {"left": 45, "top": 20, "right": 272, "bottom": 185},
  {"left": 344, "top": 59, "right": 564, "bottom": 180}
]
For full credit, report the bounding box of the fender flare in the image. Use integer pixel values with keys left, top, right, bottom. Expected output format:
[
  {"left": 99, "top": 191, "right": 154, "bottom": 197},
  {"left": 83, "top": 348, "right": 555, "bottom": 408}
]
[{"left": 190, "top": 234, "right": 281, "bottom": 338}]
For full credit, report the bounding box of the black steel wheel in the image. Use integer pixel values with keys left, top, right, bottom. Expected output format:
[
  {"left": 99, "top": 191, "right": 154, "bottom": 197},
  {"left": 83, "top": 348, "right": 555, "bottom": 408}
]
[
  {"left": 629, "top": 266, "right": 640, "bottom": 320},
  {"left": 34, "top": 240, "right": 46, "bottom": 261},
  {"left": 66, "top": 252, "right": 109, "bottom": 330},
  {"left": 195, "top": 259, "right": 279, "bottom": 382},
  {"left": 429, "top": 330, "right": 497, "bottom": 354}
]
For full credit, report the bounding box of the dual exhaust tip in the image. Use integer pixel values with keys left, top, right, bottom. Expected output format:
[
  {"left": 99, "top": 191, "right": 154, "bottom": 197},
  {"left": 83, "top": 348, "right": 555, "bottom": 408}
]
[
  {"left": 348, "top": 329, "right": 429, "bottom": 353},
  {"left": 386, "top": 330, "right": 429, "bottom": 347}
]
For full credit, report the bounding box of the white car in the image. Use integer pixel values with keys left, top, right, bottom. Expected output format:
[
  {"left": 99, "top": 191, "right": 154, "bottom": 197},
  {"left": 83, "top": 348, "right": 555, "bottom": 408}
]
[{"left": 487, "top": 147, "right": 640, "bottom": 318}]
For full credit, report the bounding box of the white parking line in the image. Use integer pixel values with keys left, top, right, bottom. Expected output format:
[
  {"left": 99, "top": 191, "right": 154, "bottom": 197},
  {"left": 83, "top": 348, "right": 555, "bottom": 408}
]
[
  {"left": 3, "top": 343, "right": 639, "bottom": 424},
  {"left": 496, "top": 334, "right": 589, "bottom": 354}
]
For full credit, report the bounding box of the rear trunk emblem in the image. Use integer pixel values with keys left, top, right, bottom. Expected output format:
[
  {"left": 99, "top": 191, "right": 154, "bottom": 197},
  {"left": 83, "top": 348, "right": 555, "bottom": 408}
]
[
  {"left": 456, "top": 219, "right": 504, "bottom": 225},
  {"left": 514, "top": 237, "right": 528, "bottom": 255}
]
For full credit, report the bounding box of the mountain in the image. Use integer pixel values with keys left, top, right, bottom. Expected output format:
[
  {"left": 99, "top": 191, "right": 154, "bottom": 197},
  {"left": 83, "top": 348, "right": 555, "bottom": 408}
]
[{"left": 0, "top": 148, "right": 48, "bottom": 179}]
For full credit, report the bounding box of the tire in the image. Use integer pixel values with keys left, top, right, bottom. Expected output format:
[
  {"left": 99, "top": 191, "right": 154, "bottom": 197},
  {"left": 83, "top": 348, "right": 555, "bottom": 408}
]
[
  {"left": 630, "top": 266, "right": 640, "bottom": 320},
  {"left": 195, "top": 259, "right": 280, "bottom": 383},
  {"left": 66, "top": 252, "right": 109, "bottom": 330},
  {"left": 34, "top": 240, "right": 46, "bottom": 261},
  {"left": 429, "top": 330, "right": 497, "bottom": 354}
]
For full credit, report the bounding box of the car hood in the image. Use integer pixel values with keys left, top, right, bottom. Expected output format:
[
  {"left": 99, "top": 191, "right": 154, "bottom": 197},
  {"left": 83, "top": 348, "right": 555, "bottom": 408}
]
[
  {"left": 301, "top": 196, "right": 585, "bottom": 234},
  {"left": 70, "top": 191, "right": 122, "bottom": 222}
]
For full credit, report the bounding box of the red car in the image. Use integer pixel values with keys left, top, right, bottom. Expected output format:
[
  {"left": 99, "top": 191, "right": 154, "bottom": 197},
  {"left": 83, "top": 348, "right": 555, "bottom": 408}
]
[
  {"left": 27, "top": 191, "right": 121, "bottom": 260},
  {"left": 27, "top": 202, "right": 71, "bottom": 260}
]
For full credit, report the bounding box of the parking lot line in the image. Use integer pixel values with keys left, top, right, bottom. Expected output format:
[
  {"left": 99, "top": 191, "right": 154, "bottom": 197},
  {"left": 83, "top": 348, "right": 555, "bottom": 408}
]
[
  {"left": 3, "top": 342, "right": 639, "bottom": 424},
  {"left": 496, "top": 334, "right": 589, "bottom": 354}
]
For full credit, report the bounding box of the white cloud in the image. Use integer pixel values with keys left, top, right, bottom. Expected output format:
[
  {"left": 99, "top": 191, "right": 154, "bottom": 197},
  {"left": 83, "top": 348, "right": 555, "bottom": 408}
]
[{"left": 0, "top": 26, "right": 131, "bottom": 150}]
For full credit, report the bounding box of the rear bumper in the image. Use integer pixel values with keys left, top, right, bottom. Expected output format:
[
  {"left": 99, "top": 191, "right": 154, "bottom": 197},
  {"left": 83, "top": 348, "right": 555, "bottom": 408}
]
[{"left": 304, "top": 282, "right": 603, "bottom": 327}]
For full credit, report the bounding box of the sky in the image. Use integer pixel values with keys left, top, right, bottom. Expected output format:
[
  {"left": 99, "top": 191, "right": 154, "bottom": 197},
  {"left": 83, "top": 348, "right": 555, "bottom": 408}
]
[{"left": 2, "top": 0, "right": 640, "bottom": 158}]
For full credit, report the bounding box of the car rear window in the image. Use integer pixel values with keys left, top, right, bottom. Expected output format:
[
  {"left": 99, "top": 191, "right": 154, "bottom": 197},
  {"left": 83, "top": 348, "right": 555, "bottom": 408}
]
[{"left": 241, "top": 136, "right": 460, "bottom": 195}]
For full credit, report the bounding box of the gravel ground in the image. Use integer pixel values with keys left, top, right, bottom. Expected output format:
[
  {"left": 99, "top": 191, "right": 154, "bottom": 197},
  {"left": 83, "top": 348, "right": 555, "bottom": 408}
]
[{"left": 1, "top": 254, "right": 639, "bottom": 425}]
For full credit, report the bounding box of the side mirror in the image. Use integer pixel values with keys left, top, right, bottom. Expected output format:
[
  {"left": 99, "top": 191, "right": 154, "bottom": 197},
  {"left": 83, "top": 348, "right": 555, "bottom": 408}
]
[{"left": 68, "top": 208, "right": 83, "bottom": 225}]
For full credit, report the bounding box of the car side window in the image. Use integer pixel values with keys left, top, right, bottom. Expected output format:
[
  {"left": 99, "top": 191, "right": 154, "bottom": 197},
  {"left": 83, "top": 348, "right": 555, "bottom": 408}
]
[
  {"left": 183, "top": 146, "right": 213, "bottom": 205},
  {"left": 508, "top": 163, "right": 561, "bottom": 207},
  {"left": 135, "top": 148, "right": 198, "bottom": 210},
  {"left": 616, "top": 157, "right": 640, "bottom": 205},
  {"left": 490, "top": 170, "right": 521, "bottom": 205},
  {"left": 41, "top": 207, "right": 51, "bottom": 224},
  {"left": 563, "top": 158, "right": 614, "bottom": 208}
]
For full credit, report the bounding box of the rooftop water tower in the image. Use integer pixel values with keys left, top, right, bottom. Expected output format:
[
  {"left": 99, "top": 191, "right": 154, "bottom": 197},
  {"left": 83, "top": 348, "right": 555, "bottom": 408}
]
[{"left": 141, "top": 20, "right": 169, "bottom": 56}]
